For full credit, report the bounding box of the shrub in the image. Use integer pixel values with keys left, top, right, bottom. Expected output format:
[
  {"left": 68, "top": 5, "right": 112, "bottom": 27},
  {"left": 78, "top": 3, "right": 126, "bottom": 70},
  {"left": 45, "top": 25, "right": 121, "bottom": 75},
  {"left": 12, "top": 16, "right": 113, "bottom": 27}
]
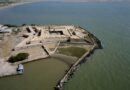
[
  {"left": 8, "top": 53, "right": 29, "bottom": 63},
  {"left": 4, "top": 24, "right": 17, "bottom": 27}
]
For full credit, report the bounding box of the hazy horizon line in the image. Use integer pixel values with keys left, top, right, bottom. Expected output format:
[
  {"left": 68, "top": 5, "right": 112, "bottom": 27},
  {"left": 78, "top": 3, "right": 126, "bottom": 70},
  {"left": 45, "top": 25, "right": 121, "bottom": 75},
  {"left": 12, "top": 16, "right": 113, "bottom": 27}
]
[{"left": 23, "top": 0, "right": 130, "bottom": 3}]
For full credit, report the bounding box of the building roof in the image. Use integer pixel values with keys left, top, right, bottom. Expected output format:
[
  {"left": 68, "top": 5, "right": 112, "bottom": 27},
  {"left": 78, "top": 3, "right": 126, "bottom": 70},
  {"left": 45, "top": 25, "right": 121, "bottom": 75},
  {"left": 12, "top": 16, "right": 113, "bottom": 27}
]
[{"left": 18, "top": 64, "right": 24, "bottom": 70}]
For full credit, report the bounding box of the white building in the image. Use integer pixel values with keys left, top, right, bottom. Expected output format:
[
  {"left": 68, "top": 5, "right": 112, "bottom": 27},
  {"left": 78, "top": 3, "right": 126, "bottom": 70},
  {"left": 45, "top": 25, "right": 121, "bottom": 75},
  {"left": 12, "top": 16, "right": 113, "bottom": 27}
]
[{"left": 0, "top": 24, "right": 12, "bottom": 33}]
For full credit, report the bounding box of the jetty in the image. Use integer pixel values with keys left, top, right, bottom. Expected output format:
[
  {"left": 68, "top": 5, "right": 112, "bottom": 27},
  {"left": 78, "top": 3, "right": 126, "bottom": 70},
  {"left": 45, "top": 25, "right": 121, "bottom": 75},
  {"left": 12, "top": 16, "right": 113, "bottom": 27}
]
[{"left": 55, "top": 39, "right": 101, "bottom": 90}]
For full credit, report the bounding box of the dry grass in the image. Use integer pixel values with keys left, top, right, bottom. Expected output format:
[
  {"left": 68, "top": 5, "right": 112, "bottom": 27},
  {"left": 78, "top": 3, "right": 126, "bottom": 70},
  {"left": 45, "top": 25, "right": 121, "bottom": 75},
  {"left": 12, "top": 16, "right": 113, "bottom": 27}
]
[{"left": 57, "top": 46, "right": 87, "bottom": 58}]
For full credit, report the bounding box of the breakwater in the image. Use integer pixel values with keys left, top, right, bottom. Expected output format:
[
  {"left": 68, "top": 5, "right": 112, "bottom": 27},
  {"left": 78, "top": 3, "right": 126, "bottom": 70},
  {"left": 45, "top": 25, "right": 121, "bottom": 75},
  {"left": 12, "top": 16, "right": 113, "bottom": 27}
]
[{"left": 55, "top": 38, "right": 102, "bottom": 90}]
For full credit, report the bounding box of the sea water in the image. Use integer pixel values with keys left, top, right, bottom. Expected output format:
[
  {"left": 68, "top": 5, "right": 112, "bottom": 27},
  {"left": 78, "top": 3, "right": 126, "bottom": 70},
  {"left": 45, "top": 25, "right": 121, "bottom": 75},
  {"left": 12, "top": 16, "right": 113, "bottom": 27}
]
[{"left": 0, "top": 2, "right": 130, "bottom": 90}]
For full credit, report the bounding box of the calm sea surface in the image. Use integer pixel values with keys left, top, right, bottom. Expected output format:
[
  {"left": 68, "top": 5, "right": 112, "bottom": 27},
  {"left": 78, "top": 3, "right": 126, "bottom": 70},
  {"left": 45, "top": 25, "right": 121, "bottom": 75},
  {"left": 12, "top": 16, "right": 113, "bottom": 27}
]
[{"left": 0, "top": 2, "right": 130, "bottom": 90}]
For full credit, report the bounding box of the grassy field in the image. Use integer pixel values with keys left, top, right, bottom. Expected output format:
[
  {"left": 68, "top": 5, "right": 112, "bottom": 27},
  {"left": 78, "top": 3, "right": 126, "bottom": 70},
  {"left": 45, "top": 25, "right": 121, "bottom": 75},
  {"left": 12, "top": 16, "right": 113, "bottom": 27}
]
[{"left": 58, "top": 46, "right": 87, "bottom": 58}]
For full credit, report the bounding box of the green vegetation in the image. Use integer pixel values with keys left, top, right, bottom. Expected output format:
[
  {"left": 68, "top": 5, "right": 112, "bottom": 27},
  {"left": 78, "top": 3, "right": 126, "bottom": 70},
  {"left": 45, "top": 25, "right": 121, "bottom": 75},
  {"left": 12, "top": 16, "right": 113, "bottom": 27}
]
[
  {"left": 8, "top": 53, "right": 29, "bottom": 63},
  {"left": 4, "top": 24, "right": 17, "bottom": 27},
  {"left": 22, "top": 24, "right": 26, "bottom": 26},
  {"left": 58, "top": 47, "right": 87, "bottom": 58}
]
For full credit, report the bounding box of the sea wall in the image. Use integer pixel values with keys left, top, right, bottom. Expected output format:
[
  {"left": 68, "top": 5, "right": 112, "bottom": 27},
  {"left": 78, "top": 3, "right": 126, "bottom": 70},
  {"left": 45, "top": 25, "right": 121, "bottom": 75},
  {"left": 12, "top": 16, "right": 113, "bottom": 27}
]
[
  {"left": 78, "top": 26, "right": 103, "bottom": 49},
  {"left": 55, "top": 39, "right": 102, "bottom": 90}
]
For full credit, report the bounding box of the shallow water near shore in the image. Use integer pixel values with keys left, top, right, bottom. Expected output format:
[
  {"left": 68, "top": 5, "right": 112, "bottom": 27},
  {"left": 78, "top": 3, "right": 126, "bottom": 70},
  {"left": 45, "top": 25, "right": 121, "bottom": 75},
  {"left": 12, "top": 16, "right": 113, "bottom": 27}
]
[
  {"left": 0, "top": 1, "right": 130, "bottom": 90},
  {"left": 0, "top": 58, "right": 68, "bottom": 90}
]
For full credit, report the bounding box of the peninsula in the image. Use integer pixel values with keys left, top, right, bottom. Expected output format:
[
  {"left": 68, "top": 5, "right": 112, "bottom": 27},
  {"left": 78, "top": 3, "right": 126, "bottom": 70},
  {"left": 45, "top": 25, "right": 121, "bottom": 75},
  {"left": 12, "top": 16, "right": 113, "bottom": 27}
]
[
  {"left": 0, "top": 24, "right": 102, "bottom": 90},
  {"left": 0, "top": 0, "right": 40, "bottom": 9},
  {"left": 0, "top": 0, "right": 21, "bottom": 7}
]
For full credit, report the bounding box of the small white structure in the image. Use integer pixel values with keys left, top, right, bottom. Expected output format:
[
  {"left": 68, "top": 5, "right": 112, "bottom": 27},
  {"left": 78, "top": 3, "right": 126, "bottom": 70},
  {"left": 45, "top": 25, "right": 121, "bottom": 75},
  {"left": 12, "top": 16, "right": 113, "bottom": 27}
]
[
  {"left": 0, "top": 24, "right": 3, "bottom": 28},
  {"left": 0, "top": 24, "right": 12, "bottom": 33},
  {"left": 17, "top": 64, "right": 24, "bottom": 74}
]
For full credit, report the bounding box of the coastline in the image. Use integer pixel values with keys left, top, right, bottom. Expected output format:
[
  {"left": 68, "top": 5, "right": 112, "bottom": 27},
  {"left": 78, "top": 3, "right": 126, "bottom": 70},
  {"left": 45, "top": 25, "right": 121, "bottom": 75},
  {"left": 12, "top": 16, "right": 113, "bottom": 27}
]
[
  {"left": 0, "top": 1, "right": 42, "bottom": 10},
  {"left": 55, "top": 36, "right": 102, "bottom": 90},
  {"left": 0, "top": 24, "right": 102, "bottom": 90},
  {"left": 0, "top": 2, "right": 130, "bottom": 90}
]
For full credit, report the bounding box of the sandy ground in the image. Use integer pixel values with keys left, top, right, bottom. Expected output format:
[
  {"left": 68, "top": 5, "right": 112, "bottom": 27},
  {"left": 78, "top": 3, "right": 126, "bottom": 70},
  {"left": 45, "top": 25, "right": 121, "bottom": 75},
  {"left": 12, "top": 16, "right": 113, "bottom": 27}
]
[
  {"left": 47, "top": 43, "right": 57, "bottom": 51},
  {"left": 0, "top": 58, "right": 17, "bottom": 77},
  {"left": 0, "top": 26, "right": 25, "bottom": 58},
  {"left": 12, "top": 46, "right": 48, "bottom": 60},
  {"left": 0, "top": 35, "right": 13, "bottom": 59},
  {"left": 0, "top": 33, "right": 22, "bottom": 59}
]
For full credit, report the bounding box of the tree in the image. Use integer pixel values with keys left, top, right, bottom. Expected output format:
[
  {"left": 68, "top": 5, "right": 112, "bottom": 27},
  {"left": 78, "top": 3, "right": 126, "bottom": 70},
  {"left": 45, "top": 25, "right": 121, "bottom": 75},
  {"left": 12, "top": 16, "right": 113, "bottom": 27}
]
[{"left": 8, "top": 53, "right": 29, "bottom": 63}]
